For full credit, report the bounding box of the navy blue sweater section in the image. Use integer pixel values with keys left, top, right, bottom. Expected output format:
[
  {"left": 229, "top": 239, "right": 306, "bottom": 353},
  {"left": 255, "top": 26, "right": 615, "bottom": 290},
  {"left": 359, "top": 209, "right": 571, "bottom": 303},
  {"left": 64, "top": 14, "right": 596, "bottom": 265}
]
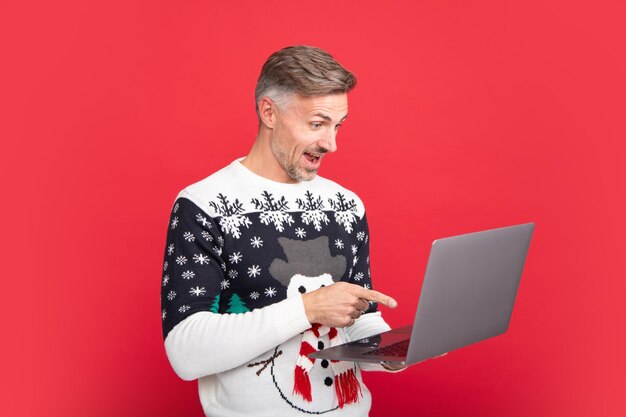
[{"left": 161, "top": 197, "right": 376, "bottom": 339}]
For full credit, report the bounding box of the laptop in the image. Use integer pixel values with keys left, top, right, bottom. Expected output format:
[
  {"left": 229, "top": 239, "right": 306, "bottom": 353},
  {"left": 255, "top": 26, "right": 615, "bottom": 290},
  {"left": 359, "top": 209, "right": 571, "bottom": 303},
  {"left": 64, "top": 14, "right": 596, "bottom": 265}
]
[{"left": 309, "top": 223, "right": 534, "bottom": 365}]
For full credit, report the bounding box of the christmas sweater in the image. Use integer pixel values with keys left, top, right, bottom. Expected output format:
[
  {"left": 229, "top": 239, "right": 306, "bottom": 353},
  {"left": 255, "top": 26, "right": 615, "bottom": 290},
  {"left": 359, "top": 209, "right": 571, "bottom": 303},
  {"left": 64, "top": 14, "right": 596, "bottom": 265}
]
[{"left": 161, "top": 159, "right": 392, "bottom": 417}]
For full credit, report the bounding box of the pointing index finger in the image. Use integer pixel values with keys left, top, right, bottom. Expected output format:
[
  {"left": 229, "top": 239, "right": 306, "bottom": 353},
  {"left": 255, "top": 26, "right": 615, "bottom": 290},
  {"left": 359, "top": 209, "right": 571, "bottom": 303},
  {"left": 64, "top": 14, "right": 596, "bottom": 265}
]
[{"left": 355, "top": 287, "right": 398, "bottom": 309}]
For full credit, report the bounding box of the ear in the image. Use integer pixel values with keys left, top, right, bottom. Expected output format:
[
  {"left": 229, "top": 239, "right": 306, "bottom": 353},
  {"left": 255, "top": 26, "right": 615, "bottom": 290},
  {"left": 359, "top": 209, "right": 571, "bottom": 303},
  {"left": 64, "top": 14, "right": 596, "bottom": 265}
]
[{"left": 258, "top": 97, "right": 277, "bottom": 129}]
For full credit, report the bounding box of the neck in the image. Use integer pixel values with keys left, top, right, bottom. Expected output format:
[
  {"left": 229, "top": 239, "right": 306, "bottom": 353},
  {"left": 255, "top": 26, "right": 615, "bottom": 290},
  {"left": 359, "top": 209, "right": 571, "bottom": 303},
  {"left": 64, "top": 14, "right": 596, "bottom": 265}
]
[{"left": 241, "top": 127, "right": 298, "bottom": 184}]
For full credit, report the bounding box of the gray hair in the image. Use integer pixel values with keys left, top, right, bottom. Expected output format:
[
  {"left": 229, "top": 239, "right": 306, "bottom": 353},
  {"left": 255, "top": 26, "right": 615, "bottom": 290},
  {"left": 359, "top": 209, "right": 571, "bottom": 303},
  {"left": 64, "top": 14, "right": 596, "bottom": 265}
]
[{"left": 255, "top": 45, "right": 357, "bottom": 116}]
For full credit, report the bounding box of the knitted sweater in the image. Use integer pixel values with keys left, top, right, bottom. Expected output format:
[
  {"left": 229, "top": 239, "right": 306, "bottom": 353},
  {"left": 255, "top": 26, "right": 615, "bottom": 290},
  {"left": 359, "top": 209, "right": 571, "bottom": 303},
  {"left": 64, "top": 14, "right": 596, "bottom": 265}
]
[{"left": 161, "top": 159, "right": 392, "bottom": 416}]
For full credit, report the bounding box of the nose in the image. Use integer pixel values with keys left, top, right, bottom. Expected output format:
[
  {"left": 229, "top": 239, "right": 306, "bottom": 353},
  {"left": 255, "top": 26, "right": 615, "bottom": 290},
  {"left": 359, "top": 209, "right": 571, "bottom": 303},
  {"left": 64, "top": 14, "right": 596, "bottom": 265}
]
[{"left": 318, "top": 129, "right": 338, "bottom": 154}]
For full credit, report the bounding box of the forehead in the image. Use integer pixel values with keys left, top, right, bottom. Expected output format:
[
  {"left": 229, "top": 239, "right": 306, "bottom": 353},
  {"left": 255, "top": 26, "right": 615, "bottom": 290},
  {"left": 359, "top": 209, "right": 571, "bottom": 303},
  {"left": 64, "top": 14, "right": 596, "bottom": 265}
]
[{"left": 290, "top": 93, "right": 349, "bottom": 118}]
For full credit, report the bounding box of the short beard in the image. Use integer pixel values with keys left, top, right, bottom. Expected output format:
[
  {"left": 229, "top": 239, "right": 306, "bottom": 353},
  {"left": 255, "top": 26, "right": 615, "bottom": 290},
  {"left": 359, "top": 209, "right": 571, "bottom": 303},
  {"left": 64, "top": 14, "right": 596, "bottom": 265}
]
[{"left": 270, "top": 141, "right": 317, "bottom": 182}]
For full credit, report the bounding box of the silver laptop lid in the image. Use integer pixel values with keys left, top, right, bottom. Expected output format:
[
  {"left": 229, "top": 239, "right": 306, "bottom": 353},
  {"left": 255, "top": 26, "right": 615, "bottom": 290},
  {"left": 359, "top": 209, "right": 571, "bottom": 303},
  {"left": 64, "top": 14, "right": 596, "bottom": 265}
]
[{"left": 406, "top": 223, "right": 534, "bottom": 363}]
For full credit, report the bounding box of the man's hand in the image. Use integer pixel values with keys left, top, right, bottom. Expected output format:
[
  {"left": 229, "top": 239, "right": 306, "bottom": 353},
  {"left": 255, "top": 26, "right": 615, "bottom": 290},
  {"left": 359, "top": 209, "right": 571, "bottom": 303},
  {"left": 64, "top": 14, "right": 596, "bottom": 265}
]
[
  {"left": 381, "top": 362, "right": 408, "bottom": 372},
  {"left": 301, "top": 282, "right": 398, "bottom": 327}
]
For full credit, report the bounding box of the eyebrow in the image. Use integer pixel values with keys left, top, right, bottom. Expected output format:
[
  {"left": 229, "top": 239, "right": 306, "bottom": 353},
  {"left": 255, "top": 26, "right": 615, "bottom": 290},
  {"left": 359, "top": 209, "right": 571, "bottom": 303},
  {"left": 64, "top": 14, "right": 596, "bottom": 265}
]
[{"left": 313, "top": 113, "right": 349, "bottom": 122}]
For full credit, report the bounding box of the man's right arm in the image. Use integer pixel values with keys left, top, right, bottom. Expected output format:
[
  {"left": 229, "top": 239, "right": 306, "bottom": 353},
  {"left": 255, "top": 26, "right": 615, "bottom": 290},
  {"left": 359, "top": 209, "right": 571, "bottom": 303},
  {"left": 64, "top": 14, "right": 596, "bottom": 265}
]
[
  {"left": 165, "top": 297, "right": 310, "bottom": 380},
  {"left": 161, "top": 197, "right": 311, "bottom": 380},
  {"left": 166, "top": 283, "right": 398, "bottom": 381}
]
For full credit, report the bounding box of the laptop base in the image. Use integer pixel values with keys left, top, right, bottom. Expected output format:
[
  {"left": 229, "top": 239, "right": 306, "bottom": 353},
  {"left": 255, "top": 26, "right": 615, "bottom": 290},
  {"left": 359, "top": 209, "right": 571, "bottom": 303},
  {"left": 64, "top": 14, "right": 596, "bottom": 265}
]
[{"left": 308, "top": 325, "right": 413, "bottom": 364}]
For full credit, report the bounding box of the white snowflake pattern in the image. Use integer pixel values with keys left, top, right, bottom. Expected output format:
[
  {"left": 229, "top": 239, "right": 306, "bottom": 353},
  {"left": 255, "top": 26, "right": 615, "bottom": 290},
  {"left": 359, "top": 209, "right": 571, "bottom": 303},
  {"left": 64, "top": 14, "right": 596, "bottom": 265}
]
[
  {"left": 295, "top": 227, "right": 306, "bottom": 238},
  {"left": 333, "top": 211, "right": 357, "bottom": 233},
  {"left": 363, "top": 283, "right": 371, "bottom": 290},
  {"left": 167, "top": 244, "right": 174, "bottom": 256},
  {"left": 220, "top": 279, "right": 230, "bottom": 290},
  {"left": 250, "top": 291, "right": 260, "bottom": 300},
  {"left": 167, "top": 290, "right": 176, "bottom": 301},
  {"left": 220, "top": 262, "right": 226, "bottom": 271},
  {"left": 178, "top": 305, "right": 191, "bottom": 313},
  {"left": 189, "top": 286, "right": 206, "bottom": 296},
  {"left": 353, "top": 272, "right": 364, "bottom": 281},
  {"left": 183, "top": 231, "right": 195, "bottom": 242},
  {"left": 348, "top": 267, "right": 353, "bottom": 278},
  {"left": 250, "top": 236, "right": 263, "bottom": 248},
  {"left": 162, "top": 309, "right": 166, "bottom": 320},
  {"left": 219, "top": 215, "right": 251, "bottom": 239},
  {"left": 163, "top": 261, "right": 168, "bottom": 271},
  {"left": 301, "top": 210, "right": 330, "bottom": 231},
  {"left": 357, "top": 231, "right": 365, "bottom": 241},
  {"left": 170, "top": 217, "right": 179, "bottom": 229},
  {"left": 162, "top": 275, "right": 170, "bottom": 286},
  {"left": 259, "top": 211, "right": 294, "bottom": 232},
  {"left": 229, "top": 252, "right": 243, "bottom": 264},
  {"left": 365, "top": 235, "right": 369, "bottom": 244},
  {"left": 213, "top": 246, "right": 223, "bottom": 256},
  {"left": 264, "top": 287, "right": 277, "bottom": 297},
  {"left": 228, "top": 270, "right": 238, "bottom": 279},
  {"left": 351, "top": 245, "right": 358, "bottom": 255},
  {"left": 175, "top": 255, "right": 187, "bottom": 265},
  {"left": 353, "top": 256, "right": 359, "bottom": 266},
  {"left": 173, "top": 202, "right": 179, "bottom": 213},
  {"left": 366, "top": 256, "right": 370, "bottom": 264},
  {"left": 217, "top": 236, "right": 225, "bottom": 246},
  {"left": 193, "top": 253, "right": 210, "bottom": 265},
  {"left": 201, "top": 231, "right": 213, "bottom": 241},
  {"left": 335, "top": 239, "right": 344, "bottom": 249},
  {"left": 181, "top": 270, "right": 195, "bottom": 280},
  {"left": 248, "top": 265, "right": 261, "bottom": 278},
  {"left": 368, "top": 267, "right": 371, "bottom": 278},
  {"left": 196, "top": 213, "right": 212, "bottom": 228}
]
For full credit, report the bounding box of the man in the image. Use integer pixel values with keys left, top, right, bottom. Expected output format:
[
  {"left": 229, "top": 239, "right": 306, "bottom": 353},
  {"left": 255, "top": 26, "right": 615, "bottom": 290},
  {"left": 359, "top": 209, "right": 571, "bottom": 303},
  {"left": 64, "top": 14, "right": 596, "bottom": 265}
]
[{"left": 161, "top": 45, "right": 401, "bottom": 417}]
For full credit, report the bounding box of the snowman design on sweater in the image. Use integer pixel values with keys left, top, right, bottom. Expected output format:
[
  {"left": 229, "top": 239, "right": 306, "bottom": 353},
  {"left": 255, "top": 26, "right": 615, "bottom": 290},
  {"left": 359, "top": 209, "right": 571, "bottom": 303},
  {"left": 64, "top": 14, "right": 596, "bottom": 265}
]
[
  {"left": 253, "top": 237, "right": 362, "bottom": 412},
  {"left": 161, "top": 160, "right": 381, "bottom": 415}
]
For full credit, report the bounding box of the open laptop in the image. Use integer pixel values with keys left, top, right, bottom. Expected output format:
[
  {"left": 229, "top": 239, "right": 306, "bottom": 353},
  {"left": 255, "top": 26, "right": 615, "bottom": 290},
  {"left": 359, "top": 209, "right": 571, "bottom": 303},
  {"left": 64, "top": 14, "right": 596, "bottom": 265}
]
[{"left": 309, "top": 223, "right": 534, "bottom": 365}]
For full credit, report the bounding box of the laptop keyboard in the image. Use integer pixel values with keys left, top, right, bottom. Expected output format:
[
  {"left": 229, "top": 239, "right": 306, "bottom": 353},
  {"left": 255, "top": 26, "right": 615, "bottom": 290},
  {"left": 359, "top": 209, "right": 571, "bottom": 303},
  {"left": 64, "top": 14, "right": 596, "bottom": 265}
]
[{"left": 363, "top": 339, "right": 410, "bottom": 357}]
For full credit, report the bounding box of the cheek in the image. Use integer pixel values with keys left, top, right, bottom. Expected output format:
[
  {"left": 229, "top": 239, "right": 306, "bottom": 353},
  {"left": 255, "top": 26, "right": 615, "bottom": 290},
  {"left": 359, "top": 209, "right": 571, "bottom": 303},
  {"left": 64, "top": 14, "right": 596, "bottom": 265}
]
[
  {"left": 292, "top": 126, "right": 322, "bottom": 150},
  {"left": 277, "top": 131, "right": 302, "bottom": 159}
]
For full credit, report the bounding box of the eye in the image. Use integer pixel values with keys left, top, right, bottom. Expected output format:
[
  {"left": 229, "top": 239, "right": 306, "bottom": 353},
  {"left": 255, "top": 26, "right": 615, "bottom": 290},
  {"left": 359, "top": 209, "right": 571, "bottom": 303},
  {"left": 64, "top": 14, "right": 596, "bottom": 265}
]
[
  {"left": 334, "top": 124, "right": 342, "bottom": 130},
  {"left": 298, "top": 286, "right": 306, "bottom": 293},
  {"left": 311, "top": 122, "right": 323, "bottom": 129}
]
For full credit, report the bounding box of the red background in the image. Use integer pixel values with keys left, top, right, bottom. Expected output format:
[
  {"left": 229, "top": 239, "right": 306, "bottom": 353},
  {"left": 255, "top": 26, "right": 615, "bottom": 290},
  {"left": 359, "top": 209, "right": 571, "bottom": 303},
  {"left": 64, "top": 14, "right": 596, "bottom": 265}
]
[{"left": 1, "top": 1, "right": 624, "bottom": 416}]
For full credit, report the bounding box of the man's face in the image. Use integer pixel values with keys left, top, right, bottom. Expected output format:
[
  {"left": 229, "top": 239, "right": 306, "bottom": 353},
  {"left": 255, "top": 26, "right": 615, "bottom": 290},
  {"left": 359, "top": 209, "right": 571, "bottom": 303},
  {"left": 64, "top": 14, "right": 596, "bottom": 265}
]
[{"left": 270, "top": 93, "right": 348, "bottom": 182}]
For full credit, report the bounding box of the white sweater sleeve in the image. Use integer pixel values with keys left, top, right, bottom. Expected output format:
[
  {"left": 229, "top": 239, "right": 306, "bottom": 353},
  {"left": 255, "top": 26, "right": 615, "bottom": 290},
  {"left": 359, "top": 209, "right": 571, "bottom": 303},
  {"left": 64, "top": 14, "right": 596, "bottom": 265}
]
[
  {"left": 345, "top": 311, "right": 391, "bottom": 341},
  {"left": 164, "top": 295, "right": 311, "bottom": 381}
]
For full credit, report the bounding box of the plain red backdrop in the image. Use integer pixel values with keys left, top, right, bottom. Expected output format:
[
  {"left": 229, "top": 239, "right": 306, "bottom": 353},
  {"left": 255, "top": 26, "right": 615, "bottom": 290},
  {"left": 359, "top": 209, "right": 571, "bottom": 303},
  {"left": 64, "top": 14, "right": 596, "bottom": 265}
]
[{"left": 1, "top": 1, "right": 624, "bottom": 416}]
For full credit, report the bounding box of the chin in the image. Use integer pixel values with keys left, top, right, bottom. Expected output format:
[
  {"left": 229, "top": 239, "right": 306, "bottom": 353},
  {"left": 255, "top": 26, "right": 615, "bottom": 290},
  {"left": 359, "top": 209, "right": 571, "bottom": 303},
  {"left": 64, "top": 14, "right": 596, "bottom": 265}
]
[
  {"left": 298, "top": 169, "right": 318, "bottom": 182},
  {"left": 287, "top": 165, "right": 318, "bottom": 182}
]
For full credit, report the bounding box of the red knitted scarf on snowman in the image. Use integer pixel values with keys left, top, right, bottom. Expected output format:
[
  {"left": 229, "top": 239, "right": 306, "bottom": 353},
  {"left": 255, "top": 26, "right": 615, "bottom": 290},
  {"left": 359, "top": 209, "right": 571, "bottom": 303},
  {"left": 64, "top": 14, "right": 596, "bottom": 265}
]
[{"left": 293, "top": 323, "right": 362, "bottom": 408}]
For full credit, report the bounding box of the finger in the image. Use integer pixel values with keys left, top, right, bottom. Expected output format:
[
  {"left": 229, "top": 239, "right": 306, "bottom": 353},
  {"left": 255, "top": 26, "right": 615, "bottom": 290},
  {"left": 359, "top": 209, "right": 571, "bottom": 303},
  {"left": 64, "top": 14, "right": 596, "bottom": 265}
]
[
  {"left": 381, "top": 362, "right": 408, "bottom": 371},
  {"left": 356, "top": 298, "right": 369, "bottom": 312},
  {"left": 354, "top": 288, "right": 398, "bottom": 308}
]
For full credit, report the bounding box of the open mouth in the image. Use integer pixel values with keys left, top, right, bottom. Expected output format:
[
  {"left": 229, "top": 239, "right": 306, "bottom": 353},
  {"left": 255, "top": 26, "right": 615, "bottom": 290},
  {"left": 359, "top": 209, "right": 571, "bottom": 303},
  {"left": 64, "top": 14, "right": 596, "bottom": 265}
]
[{"left": 303, "top": 152, "right": 321, "bottom": 164}]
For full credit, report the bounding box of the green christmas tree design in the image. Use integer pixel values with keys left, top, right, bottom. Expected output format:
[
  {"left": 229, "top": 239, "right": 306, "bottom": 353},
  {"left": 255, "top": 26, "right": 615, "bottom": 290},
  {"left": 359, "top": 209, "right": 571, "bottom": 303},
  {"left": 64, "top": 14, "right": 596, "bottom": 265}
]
[
  {"left": 226, "top": 293, "right": 250, "bottom": 314},
  {"left": 210, "top": 294, "right": 220, "bottom": 313}
]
